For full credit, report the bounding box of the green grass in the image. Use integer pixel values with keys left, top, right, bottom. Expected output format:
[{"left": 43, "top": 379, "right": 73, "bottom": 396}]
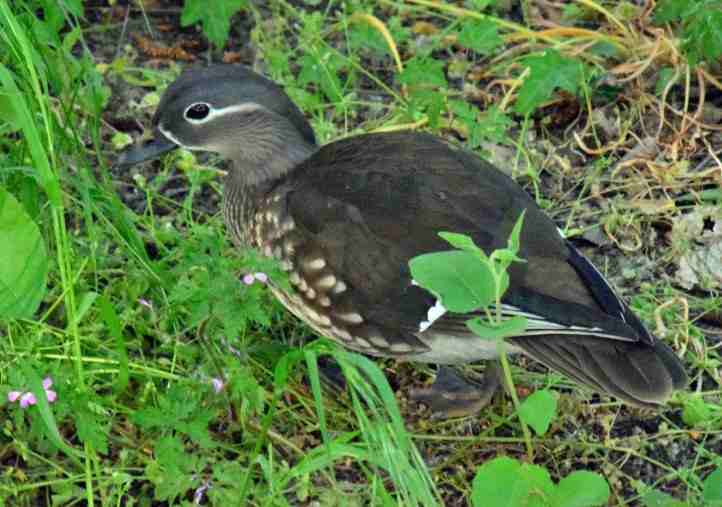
[{"left": 1, "top": 0, "right": 722, "bottom": 505}]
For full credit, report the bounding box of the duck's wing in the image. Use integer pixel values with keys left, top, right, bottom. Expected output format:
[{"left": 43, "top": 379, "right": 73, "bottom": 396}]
[{"left": 280, "top": 131, "right": 686, "bottom": 403}]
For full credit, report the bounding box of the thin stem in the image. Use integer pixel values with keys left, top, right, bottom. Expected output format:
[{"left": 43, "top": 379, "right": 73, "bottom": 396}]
[{"left": 497, "top": 342, "right": 534, "bottom": 460}]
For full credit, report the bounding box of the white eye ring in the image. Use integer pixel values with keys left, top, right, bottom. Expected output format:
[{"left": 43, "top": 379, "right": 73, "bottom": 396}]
[
  {"left": 182, "top": 102, "right": 267, "bottom": 126},
  {"left": 184, "top": 102, "right": 213, "bottom": 123}
]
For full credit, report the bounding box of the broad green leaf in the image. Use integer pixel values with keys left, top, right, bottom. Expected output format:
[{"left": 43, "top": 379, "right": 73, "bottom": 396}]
[
  {"left": 407, "top": 89, "right": 446, "bottom": 127},
  {"left": 457, "top": 19, "right": 502, "bottom": 55},
  {"left": 681, "top": 395, "right": 713, "bottom": 427},
  {"left": 682, "top": 10, "right": 722, "bottom": 66},
  {"left": 438, "top": 231, "right": 486, "bottom": 258},
  {"left": 515, "top": 50, "right": 585, "bottom": 115},
  {"left": 409, "top": 250, "right": 496, "bottom": 313},
  {"left": 477, "top": 105, "right": 513, "bottom": 144},
  {"left": 448, "top": 100, "right": 512, "bottom": 148},
  {"left": 551, "top": 471, "right": 609, "bottom": 507},
  {"left": 654, "top": 0, "right": 722, "bottom": 66},
  {"left": 297, "top": 51, "right": 347, "bottom": 104},
  {"left": 704, "top": 468, "right": 722, "bottom": 505},
  {"left": 471, "top": 456, "right": 553, "bottom": 507},
  {"left": 397, "top": 56, "right": 447, "bottom": 88},
  {"left": 518, "top": 389, "right": 557, "bottom": 436},
  {"left": 180, "top": 0, "right": 247, "bottom": 48},
  {"left": 466, "top": 315, "right": 527, "bottom": 341},
  {"left": 654, "top": 0, "right": 697, "bottom": 23},
  {"left": 0, "top": 187, "right": 48, "bottom": 318}
]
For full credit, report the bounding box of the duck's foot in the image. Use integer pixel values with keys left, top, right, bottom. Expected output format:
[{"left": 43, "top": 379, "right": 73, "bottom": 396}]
[{"left": 409, "top": 362, "right": 502, "bottom": 419}]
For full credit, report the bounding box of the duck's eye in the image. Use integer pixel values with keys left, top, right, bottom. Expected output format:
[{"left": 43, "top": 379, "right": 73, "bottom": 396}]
[{"left": 184, "top": 103, "right": 211, "bottom": 121}]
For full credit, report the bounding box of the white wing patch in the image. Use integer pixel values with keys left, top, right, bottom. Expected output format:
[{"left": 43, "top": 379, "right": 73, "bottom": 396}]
[{"left": 419, "top": 299, "right": 447, "bottom": 332}]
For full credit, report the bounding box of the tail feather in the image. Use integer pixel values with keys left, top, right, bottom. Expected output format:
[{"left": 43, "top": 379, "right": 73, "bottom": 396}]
[{"left": 510, "top": 335, "right": 688, "bottom": 407}]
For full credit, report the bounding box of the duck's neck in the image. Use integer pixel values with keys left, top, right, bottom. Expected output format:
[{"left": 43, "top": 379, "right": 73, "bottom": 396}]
[
  {"left": 222, "top": 122, "right": 316, "bottom": 245},
  {"left": 227, "top": 116, "right": 317, "bottom": 188}
]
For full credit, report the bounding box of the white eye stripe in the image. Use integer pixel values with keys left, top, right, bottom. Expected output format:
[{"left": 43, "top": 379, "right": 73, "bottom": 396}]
[
  {"left": 157, "top": 123, "right": 195, "bottom": 150},
  {"left": 183, "top": 102, "right": 266, "bottom": 125},
  {"left": 158, "top": 102, "right": 267, "bottom": 151}
]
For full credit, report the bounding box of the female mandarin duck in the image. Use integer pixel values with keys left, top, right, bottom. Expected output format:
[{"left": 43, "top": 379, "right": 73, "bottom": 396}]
[{"left": 118, "top": 65, "right": 687, "bottom": 417}]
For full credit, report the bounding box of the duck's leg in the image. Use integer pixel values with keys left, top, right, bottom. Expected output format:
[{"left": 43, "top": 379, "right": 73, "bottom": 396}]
[{"left": 409, "top": 362, "right": 502, "bottom": 418}]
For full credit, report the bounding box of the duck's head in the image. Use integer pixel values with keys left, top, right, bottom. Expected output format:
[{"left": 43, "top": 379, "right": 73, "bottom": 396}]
[{"left": 117, "top": 65, "right": 317, "bottom": 183}]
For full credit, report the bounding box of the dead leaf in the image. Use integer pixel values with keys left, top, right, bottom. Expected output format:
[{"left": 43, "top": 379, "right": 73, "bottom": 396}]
[
  {"left": 672, "top": 206, "right": 722, "bottom": 290},
  {"left": 412, "top": 21, "right": 438, "bottom": 35},
  {"left": 223, "top": 51, "right": 243, "bottom": 63},
  {"left": 131, "top": 33, "right": 195, "bottom": 61},
  {"left": 631, "top": 198, "right": 676, "bottom": 215}
]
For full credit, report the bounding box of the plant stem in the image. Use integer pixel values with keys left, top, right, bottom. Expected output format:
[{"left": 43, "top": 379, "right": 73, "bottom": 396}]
[{"left": 497, "top": 342, "right": 534, "bottom": 460}]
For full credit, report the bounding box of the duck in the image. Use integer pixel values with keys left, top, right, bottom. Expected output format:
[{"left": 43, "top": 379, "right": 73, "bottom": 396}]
[{"left": 117, "top": 64, "right": 687, "bottom": 417}]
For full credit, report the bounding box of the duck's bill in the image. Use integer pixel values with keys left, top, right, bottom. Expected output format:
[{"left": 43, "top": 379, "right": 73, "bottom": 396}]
[{"left": 115, "top": 136, "right": 178, "bottom": 168}]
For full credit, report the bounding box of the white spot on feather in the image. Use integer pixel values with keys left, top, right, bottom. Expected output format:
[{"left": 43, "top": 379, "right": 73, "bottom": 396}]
[{"left": 419, "top": 299, "right": 447, "bottom": 332}]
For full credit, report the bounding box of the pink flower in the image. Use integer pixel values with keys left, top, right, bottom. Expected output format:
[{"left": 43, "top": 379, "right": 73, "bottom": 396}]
[
  {"left": 194, "top": 480, "right": 211, "bottom": 504},
  {"left": 7, "top": 376, "right": 58, "bottom": 409},
  {"left": 242, "top": 272, "right": 268, "bottom": 285},
  {"left": 211, "top": 377, "right": 224, "bottom": 393},
  {"left": 19, "top": 392, "right": 36, "bottom": 408},
  {"left": 138, "top": 298, "right": 153, "bottom": 310},
  {"left": 43, "top": 377, "right": 57, "bottom": 403}
]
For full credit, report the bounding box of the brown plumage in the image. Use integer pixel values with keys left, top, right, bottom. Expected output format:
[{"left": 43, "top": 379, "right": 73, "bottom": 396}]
[{"left": 118, "top": 65, "right": 687, "bottom": 411}]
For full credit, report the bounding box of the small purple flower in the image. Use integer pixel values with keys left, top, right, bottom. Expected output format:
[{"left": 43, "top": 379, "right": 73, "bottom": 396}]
[
  {"left": 7, "top": 376, "right": 58, "bottom": 409},
  {"left": 211, "top": 377, "right": 225, "bottom": 394},
  {"left": 243, "top": 272, "right": 268, "bottom": 285},
  {"left": 194, "top": 480, "right": 211, "bottom": 504},
  {"left": 138, "top": 298, "right": 153, "bottom": 310},
  {"left": 43, "top": 377, "right": 57, "bottom": 403},
  {"left": 19, "top": 392, "right": 36, "bottom": 408}
]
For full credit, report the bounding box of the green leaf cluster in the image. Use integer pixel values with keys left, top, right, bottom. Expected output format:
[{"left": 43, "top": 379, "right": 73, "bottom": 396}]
[
  {"left": 449, "top": 101, "right": 513, "bottom": 148},
  {"left": 681, "top": 395, "right": 722, "bottom": 428},
  {"left": 655, "top": 0, "right": 722, "bottom": 66},
  {"left": 133, "top": 383, "right": 217, "bottom": 450},
  {"left": 518, "top": 389, "right": 557, "bottom": 436},
  {"left": 457, "top": 18, "right": 503, "bottom": 55},
  {"left": 166, "top": 223, "right": 279, "bottom": 341},
  {"left": 516, "top": 50, "right": 586, "bottom": 115},
  {"left": 471, "top": 456, "right": 610, "bottom": 507},
  {"left": 409, "top": 212, "right": 527, "bottom": 341},
  {"left": 181, "top": 0, "right": 248, "bottom": 49}
]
